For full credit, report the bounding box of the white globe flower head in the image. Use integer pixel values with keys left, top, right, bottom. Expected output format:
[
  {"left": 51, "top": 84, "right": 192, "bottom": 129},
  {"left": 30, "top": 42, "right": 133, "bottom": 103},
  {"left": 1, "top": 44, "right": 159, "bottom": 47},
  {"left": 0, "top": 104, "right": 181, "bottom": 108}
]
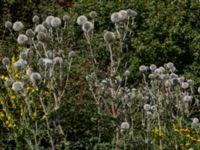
[
  {"left": 127, "top": 9, "right": 137, "bottom": 18},
  {"left": 32, "top": 15, "right": 40, "bottom": 23},
  {"left": 45, "top": 16, "right": 54, "bottom": 26},
  {"left": 183, "top": 95, "right": 193, "bottom": 102},
  {"left": 53, "top": 57, "right": 63, "bottom": 65},
  {"left": 12, "top": 81, "right": 24, "bottom": 92},
  {"left": 17, "top": 34, "right": 28, "bottom": 45},
  {"left": 118, "top": 10, "right": 128, "bottom": 21},
  {"left": 43, "top": 58, "right": 53, "bottom": 68},
  {"left": 111, "top": 12, "right": 121, "bottom": 23},
  {"left": 150, "top": 64, "right": 157, "bottom": 71},
  {"left": 20, "top": 51, "right": 28, "bottom": 60},
  {"left": 77, "top": 15, "right": 87, "bottom": 26},
  {"left": 5, "top": 21, "right": 12, "bottom": 29},
  {"left": 89, "top": 11, "right": 98, "bottom": 18},
  {"left": 30, "top": 72, "right": 42, "bottom": 84},
  {"left": 35, "top": 24, "right": 47, "bottom": 33},
  {"left": 26, "top": 68, "right": 33, "bottom": 76},
  {"left": 82, "top": 21, "right": 94, "bottom": 33},
  {"left": 192, "top": 118, "right": 199, "bottom": 124},
  {"left": 13, "top": 21, "right": 24, "bottom": 31},
  {"left": 4, "top": 78, "right": 13, "bottom": 87},
  {"left": 14, "top": 59, "right": 27, "bottom": 71},
  {"left": 103, "top": 31, "right": 116, "bottom": 44},
  {"left": 139, "top": 65, "right": 148, "bottom": 72},
  {"left": 124, "top": 70, "right": 130, "bottom": 77},
  {"left": 51, "top": 17, "right": 62, "bottom": 28},
  {"left": 121, "top": 121, "right": 130, "bottom": 130},
  {"left": 2, "top": 57, "right": 10, "bottom": 66},
  {"left": 26, "top": 29, "right": 35, "bottom": 38},
  {"left": 37, "top": 32, "right": 47, "bottom": 42},
  {"left": 63, "top": 15, "right": 70, "bottom": 22},
  {"left": 144, "top": 104, "right": 151, "bottom": 111},
  {"left": 181, "top": 82, "right": 189, "bottom": 89},
  {"left": 165, "top": 80, "right": 172, "bottom": 87}
]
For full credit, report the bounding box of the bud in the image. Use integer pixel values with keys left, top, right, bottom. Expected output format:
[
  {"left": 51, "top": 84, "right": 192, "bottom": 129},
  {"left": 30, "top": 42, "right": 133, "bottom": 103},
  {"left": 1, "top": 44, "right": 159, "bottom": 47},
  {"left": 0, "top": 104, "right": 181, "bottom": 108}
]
[{"left": 103, "top": 31, "right": 115, "bottom": 43}]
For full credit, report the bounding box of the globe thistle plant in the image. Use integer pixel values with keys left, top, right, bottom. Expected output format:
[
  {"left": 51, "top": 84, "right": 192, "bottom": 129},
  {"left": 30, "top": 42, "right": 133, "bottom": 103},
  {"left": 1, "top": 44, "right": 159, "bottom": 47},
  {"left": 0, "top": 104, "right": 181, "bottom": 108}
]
[
  {"left": 77, "top": 15, "right": 87, "bottom": 26},
  {"left": 12, "top": 81, "right": 24, "bottom": 92}
]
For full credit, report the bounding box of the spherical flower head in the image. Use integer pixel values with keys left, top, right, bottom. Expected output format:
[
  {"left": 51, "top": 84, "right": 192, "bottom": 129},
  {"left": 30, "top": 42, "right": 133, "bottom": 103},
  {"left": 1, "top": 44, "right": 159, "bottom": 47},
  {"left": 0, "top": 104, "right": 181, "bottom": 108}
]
[
  {"left": 39, "top": 58, "right": 53, "bottom": 68},
  {"left": 14, "top": 59, "right": 26, "bottom": 71},
  {"left": 181, "top": 82, "right": 189, "bottom": 89},
  {"left": 89, "top": 11, "right": 98, "bottom": 18},
  {"left": 192, "top": 118, "right": 199, "bottom": 124},
  {"left": 150, "top": 64, "right": 157, "bottom": 71},
  {"left": 103, "top": 31, "right": 115, "bottom": 44},
  {"left": 187, "top": 79, "right": 194, "bottom": 86},
  {"left": 13, "top": 21, "right": 24, "bottom": 31},
  {"left": 17, "top": 34, "right": 28, "bottom": 45},
  {"left": 5, "top": 21, "right": 12, "bottom": 29},
  {"left": 2, "top": 57, "right": 10, "bottom": 66},
  {"left": 20, "top": 52, "right": 28, "bottom": 60},
  {"left": 82, "top": 21, "right": 94, "bottom": 33},
  {"left": 111, "top": 12, "right": 121, "bottom": 23},
  {"left": 26, "top": 29, "right": 35, "bottom": 38},
  {"left": 42, "top": 21, "right": 49, "bottom": 29},
  {"left": 148, "top": 73, "right": 155, "bottom": 80},
  {"left": 51, "top": 17, "right": 61, "bottom": 28},
  {"left": 32, "top": 15, "right": 40, "bottom": 23},
  {"left": 4, "top": 78, "right": 13, "bottom": 87},
  {"left": 30, "top": 72, "right": 42, "bottom": 84},
  {"left": 68, "top": 51, "right": 76, "bottom": 58},
  {"left": 45, "top": 16, "right": 54, "bottom": 26},
  {"left": 139, "top": 65, "right": 148, "bottom": 72},
  {"left": 198, "top": 87, "right": 200, "bottom": 94},
  {"left": 183, "top": 95, "right": 193, "bottom": 102},
  {"left": 35, "top": 24, "right": 47, "bottom": 33},
  {"left": 63, "top": 15, "right": 70, "bottom": 22},
  {"left": 165, "top": 80, "right": 172, "bottom": 87},
  {"left": 37, "top": 32, "right": 47, "bottom": 42},
  {"left": 127, "top": 9, "right": 137, "bottom": 18},
  {"left": 77, "top": 15, "right": 87, "bottom": 26},
  {"left": 124, "top": 70, "right": 130, "bottom": 77},
  {"left": 121, "top": 121, "right": 130, "bottom": 130},
  {"left": 53, "top": 57, "right": 63, "bottom": 65},
  {"left": 144, "top": 104, "right": 151, "bottom": 111},
  {"left": 118, "top": 10, "right": 128, "bottom": 21},
  {"left": 12, "top": 81, "right": 24, "bottom": 92}
]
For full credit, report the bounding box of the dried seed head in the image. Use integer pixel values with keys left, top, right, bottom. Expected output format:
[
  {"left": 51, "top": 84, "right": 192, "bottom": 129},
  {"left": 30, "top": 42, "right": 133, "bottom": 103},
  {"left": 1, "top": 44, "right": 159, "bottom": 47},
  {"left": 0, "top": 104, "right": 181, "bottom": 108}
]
[
  {"left": 5, "top": 21, "right": 12, "bottom": 29},
  {"left": 13, "top": 21, "right": 24, "bottom": 31},
  {"left": 124, "top": 70, "right": 130, "bottom": 77},
  {"left": 2, "top": 57, "right": 10, "bottom": 66},
  {"left": 20, "top": 51, "right": 28, "bottom": 60},
  {"left": 26, "top": 68, "right": 33, "bottom": 76},
  {"left": 77, "top": 15, "right": 87, "bottom": 26},
  {"left": 51, "top": 17, "right": 61, "bottom": 28},
  {"left": 17, "top": 34, "right": 28, "bottom": 45},
  {"left": 12, "top": 81, "right": 24, "bottom": 91},
  {"left": 82, "top": 21, "right": 94, "bottom": 32},
  {"left": 32, "top": 15, "right": 40, "bottom": 23},
  {"left": 103, "top": 31, "right": 115, "bottom": 43}
]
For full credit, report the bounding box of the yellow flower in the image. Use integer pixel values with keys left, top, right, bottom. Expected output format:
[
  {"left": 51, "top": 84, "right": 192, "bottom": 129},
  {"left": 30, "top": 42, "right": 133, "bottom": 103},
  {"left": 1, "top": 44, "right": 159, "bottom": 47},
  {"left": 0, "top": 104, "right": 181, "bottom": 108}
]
[
  {"left": 4, "top": 77, "right": 8, "bottom": 80},
  {"left": 0, "top": 112, "right": 4, "bottom": 118},
  {"left": 7, "top": 116, "right": 11, "bottom": 120},
  {"left": 10, "top": 96, "right": 16, "bottom": 100},
  {"left": 5, "top": 120, "right": 9, "bottom": 125}
]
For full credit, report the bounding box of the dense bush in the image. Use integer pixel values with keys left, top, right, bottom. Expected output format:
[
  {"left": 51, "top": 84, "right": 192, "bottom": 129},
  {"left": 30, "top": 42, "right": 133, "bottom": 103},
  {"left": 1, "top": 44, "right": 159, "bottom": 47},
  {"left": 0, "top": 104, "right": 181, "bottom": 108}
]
[{"left": 0, "top": 0, "right": 200, "bottom": 150}]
